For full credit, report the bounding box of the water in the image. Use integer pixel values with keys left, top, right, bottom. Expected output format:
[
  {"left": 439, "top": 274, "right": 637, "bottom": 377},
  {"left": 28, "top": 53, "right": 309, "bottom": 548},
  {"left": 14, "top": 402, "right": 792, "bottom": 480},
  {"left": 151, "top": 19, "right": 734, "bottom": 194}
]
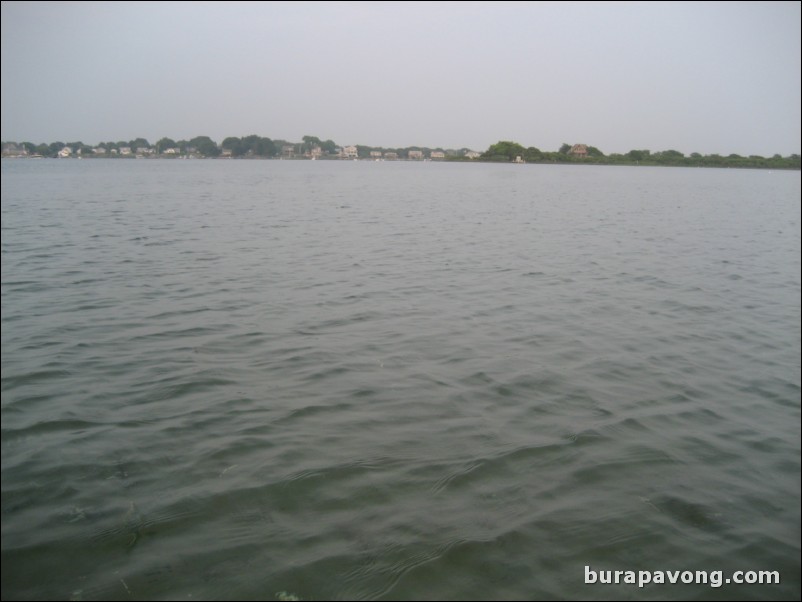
[{"left": 1, "top": 159, "right": 799, "bottom": 601}]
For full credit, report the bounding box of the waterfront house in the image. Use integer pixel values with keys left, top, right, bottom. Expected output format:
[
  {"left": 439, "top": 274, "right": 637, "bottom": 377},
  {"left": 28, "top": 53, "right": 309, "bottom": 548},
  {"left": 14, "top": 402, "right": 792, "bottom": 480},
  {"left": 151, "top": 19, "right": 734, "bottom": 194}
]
[
  {"left": 569, "top": 144, "right": 588, "bottom": 158},
  {"left": 1, "top": 143, "right": 28, "bottom": 157}
]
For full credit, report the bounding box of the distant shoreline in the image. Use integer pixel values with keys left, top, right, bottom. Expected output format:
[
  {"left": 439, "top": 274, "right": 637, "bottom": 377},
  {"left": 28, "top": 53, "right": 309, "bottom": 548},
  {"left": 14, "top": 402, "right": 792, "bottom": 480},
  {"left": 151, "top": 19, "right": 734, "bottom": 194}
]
[
  {"left": 2, "top": 155, "right": 799, "bottom": 172},
  {"left": 2, "top": 137, "right": 799, "bottom": 170}
]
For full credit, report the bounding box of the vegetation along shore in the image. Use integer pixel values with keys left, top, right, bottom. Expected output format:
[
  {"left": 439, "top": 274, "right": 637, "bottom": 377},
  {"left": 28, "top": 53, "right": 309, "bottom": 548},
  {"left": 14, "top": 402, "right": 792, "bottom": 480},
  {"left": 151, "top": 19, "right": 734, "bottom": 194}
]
[{"left": 2, "top": 135, "right": 799, "bottom": 170}]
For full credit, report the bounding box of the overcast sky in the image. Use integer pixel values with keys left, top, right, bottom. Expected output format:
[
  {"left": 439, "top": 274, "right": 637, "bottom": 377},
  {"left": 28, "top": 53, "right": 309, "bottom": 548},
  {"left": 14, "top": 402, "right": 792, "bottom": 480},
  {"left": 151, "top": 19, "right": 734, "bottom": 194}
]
[{"left": 2, "top": 1, "right": 800, "bottom": 156}]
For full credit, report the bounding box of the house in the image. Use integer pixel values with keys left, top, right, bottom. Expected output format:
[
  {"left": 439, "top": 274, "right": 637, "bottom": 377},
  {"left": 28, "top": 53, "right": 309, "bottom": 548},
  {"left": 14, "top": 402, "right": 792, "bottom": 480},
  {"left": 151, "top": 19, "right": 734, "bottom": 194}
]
[
  {"left": 384, "top": 152, "right": 398, "bottom": 160},
  {"left": 370, "top": 150, "right": 383, "bottom": 159},
  {"left": 430, "top": 151, "right": 445, "bottom": 160},
  {"left": 408, "top": 150, "right": 423, "bottom": 160},
  {"left": 310, "top": 146, "right": 322, "bottom": 158},
  {"left": 568, "top": 144, "right": 588, "bottom": 158},
  {"left": 464, "top": 150, "right": 481, "bottom": 159},
  {"left": 282, "top": 144, "right": 295, "bottom": 157},
  {"left": 343, "top": 145, "right": 358, "bottom": 159},
  {"left": 93, "top": 147, "right": 107, "bottom": 155},
  {"left": 119, "top": 147, "right": 133, "bottom": 156},
  {"left": 1, "top": 143, "right": 27, "bottom": 157},
  {"left": 58, "top": 147, "right": 73, "bottom": 158}
]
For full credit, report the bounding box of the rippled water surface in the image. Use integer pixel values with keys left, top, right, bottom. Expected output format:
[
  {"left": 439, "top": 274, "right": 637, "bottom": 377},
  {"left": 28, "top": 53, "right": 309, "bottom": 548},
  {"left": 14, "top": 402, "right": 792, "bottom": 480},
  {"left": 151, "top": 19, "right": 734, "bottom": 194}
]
[{"left": 2, "top": 159, "right": 800, "bottom": 600}]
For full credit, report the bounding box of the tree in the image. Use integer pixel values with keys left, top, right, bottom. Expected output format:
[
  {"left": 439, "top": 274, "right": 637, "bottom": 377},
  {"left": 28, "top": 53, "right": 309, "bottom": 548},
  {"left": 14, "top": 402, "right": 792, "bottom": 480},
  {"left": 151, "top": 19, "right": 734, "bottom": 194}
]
[
  {"left": 301, "top": 135, "right": 322, "bottom": 153},
  {"left": 587, "top": 146, "right": 604, "bottom": 157},
  {"left": 483, "top": 140, "right": 526, "bottom": 161},
  {"left": 558, "top": 143, "right": 571, "bottom": 154},
  {"left": 155, "top": 137, "right": 177, "bottom": 153},
  {"left": 251, "top": 136, "right": 276, "bottom": 157},
  {"left": 189, "top": 136, "right": 219, "bottom": 157},
  {"left": 221, "top": 136, "right": 244, "bottom": 156},
  {"left": 128, "top": 138, "right": 150, "bottom": 151},
  {"left": 524, "top": 146, "right": 543, "bottom": 161}
]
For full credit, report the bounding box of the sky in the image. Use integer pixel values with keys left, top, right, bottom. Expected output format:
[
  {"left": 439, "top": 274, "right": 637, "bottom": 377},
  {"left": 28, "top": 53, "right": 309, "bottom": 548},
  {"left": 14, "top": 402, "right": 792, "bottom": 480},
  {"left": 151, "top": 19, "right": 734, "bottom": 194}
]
[{"left": 1, "top": 1, "right": 800, "bottom": 156}]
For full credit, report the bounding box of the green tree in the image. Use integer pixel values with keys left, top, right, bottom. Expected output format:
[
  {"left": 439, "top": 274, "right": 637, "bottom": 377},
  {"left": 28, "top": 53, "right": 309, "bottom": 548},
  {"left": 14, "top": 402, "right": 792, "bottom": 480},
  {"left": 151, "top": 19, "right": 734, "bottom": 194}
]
[
  {"left": 155, "top": 137, "right": 177, "bottom": 153},
  {"left": 189, "top": 136, "right": 220, "bottom": 157},
  {"left": 627, "top": 149, "right": 650, "bottom": 161},
  {"left": 558, "top": 143, "right": 571, "bottom": 154},
  {"left": 221, "top": 136, "right": 243, "bottom": 156},
  {"left": 128, "top": 138, "right": 150, "bottom": 151},
  {"left": 301, "top": 135, "right": 322, "bottom": 153},
  {"left": 483, "top": 140, "right": 526, "bottom": 161},
  {"left": 255, "top": 136, "right": 277, "bottom": 156},
  {"left": 524, "top": 146, "right": 543, "bottom": 162}
]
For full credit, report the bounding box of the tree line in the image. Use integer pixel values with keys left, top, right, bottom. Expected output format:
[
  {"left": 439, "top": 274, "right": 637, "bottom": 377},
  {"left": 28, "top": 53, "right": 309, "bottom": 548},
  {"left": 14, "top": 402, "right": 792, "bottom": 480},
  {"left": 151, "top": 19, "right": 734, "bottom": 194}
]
[
  {"left": 476, "top": 140, "right": 800, "bottom": 170},
  {"left": 2, "top": 135, "right": 799, "bottom": 169}
]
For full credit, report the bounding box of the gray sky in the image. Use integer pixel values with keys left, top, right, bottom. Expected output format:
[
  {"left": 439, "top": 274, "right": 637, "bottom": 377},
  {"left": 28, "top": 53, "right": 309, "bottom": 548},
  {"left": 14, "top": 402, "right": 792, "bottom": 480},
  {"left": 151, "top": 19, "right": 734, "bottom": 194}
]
[{"left": 2, "top": 1, "right": 800, "bottom": 156}]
